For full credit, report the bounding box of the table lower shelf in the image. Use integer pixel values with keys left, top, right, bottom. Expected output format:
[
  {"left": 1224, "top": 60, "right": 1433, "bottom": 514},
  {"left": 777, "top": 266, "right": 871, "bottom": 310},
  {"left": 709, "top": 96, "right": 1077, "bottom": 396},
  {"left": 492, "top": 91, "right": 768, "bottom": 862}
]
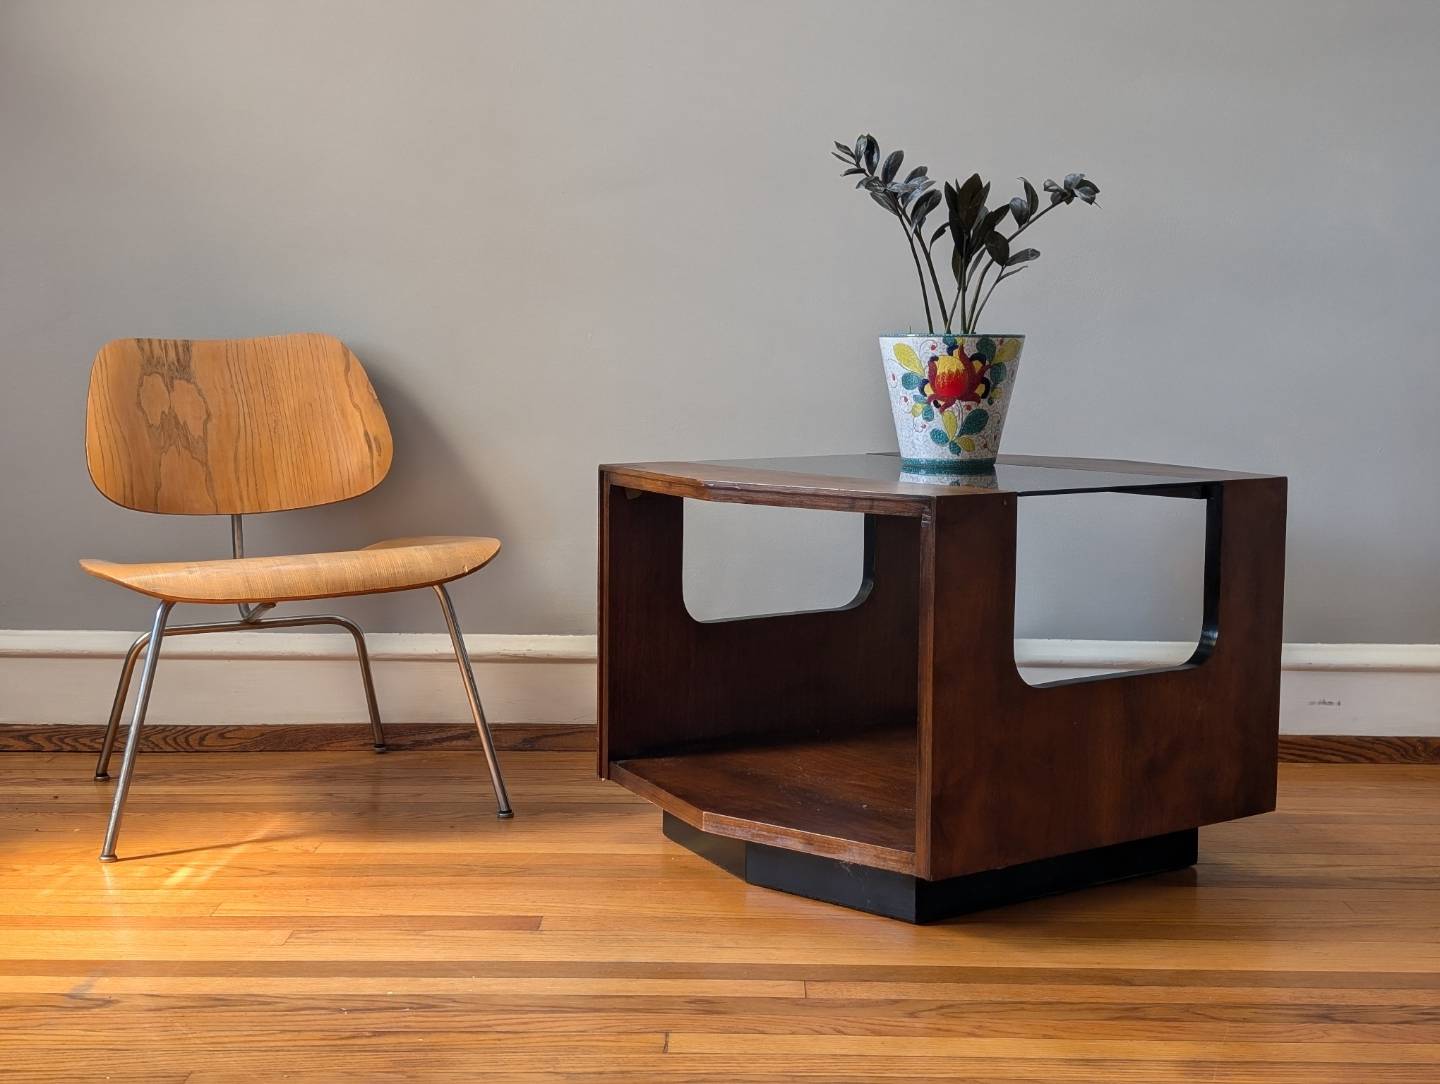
[{"left": 609, "top": 725, "right": 917, "bottom": 874}]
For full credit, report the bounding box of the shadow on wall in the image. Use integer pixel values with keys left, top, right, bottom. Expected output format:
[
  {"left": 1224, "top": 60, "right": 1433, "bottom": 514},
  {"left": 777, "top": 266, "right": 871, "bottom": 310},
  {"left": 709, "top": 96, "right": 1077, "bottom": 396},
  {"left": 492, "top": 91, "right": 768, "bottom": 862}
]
[{"left": 181, "top": 344, "right": 528, "bottom": 634}]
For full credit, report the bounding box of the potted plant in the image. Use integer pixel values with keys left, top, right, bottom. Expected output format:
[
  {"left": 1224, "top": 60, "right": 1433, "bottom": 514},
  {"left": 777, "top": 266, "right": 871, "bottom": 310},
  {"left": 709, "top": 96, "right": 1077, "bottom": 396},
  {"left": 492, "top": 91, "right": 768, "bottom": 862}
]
[{"left": 833, "top": 134, "right": 1099, "bottom": 472}]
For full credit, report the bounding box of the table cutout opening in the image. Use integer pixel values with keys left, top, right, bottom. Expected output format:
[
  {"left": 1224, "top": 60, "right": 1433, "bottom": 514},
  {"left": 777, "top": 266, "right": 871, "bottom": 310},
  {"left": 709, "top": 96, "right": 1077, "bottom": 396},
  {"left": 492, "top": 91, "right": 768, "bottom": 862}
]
[
  {"left": 1014, "top": 491, "right": 1209, "bottom": 687},
  {"left": 682, "top": 501, "right": 867, "bottom": 622}
]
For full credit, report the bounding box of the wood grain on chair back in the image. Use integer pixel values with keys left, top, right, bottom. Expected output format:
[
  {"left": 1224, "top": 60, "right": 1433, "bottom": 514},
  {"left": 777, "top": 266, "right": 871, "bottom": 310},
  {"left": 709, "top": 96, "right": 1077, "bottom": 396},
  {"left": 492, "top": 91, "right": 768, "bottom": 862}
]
[{"left": 86, "top": 334, "right": 393, "bottom": 515}]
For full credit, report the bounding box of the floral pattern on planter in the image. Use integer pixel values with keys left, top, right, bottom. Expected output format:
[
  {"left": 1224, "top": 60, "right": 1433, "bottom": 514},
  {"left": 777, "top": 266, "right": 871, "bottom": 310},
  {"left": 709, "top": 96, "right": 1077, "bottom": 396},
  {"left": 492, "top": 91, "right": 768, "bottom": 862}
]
[{"left": 879, "top": 334, "right": 1023, "bottom": 471}]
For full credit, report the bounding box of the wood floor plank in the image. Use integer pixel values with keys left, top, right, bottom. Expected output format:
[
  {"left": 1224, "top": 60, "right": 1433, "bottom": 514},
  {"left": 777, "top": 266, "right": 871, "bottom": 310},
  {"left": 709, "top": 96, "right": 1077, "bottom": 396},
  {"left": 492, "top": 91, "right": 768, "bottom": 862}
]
[{"left": 0, "top": 751, "right": 1437, "bottom": 1081}]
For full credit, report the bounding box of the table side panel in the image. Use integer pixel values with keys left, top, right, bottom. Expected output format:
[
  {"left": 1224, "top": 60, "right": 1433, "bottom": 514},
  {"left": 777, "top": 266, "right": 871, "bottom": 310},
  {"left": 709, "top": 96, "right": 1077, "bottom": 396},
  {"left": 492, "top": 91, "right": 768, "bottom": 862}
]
[
  {"left": 599, "top": 476, "right": 922, "bottom": 769},
  {"left": 917, "top": 477, "right": 1287, "bottom": 881}
]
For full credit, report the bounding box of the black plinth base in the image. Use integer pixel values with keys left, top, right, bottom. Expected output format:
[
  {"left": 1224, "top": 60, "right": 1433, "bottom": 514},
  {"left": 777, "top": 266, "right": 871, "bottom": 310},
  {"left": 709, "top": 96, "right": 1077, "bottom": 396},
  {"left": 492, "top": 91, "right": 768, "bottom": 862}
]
[{"left": 662, "top": 813, "right": 1198, "bottom": 923}]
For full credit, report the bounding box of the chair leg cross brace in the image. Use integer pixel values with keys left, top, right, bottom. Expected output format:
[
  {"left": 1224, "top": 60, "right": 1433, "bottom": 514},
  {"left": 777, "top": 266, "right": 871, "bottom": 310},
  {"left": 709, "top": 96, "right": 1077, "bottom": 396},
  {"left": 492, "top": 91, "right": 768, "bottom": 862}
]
[
  {"left": 94, "top": 589, "right": 513, "bottom": 861},
  {"left": 95, "top": 611, "right": 389, "bottom": 781}
]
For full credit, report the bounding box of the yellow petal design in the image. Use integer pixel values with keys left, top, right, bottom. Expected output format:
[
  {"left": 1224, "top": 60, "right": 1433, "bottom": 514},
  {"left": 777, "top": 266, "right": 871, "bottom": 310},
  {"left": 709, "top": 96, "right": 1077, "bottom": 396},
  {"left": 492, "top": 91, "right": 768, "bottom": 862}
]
[
  {"left": 995, "top": 338, "right": 1021, "bottom": 365},
  {"left": 959, "top": 436, "right": 976, "bottom": 453},
  {"left": 893, "top": 342, "right": 925, "bottom": 375},
  {"left": 942, "top": 410, "right": 958, "bottom": 440},
  {"left": 910, "top": 403, "right": 925, "bottom": 417}
]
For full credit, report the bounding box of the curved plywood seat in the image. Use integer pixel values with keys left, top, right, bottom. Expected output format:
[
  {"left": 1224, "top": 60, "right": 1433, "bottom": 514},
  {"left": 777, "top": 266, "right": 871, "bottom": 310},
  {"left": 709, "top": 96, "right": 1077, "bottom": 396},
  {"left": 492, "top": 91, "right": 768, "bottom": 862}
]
[{"left": 80, "top": 536, "right": 500, "bottom": 604}]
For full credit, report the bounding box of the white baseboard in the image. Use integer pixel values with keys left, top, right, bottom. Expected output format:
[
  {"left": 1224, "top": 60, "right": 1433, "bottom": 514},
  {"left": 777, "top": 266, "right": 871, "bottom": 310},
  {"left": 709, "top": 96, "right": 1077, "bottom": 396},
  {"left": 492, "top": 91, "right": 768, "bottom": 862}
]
[
  {"left": 1, "top": 631, "right": 1436, "bottom": 736},
  {"left": 0, "top": 631, "right": 596, "bottom": 728}
]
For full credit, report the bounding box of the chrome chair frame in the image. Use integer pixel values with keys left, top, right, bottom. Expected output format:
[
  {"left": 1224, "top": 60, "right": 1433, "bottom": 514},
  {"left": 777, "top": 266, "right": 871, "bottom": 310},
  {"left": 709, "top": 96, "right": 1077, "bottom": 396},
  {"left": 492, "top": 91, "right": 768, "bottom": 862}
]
[{"left": 95, "top": 515, "right": 513, "bottom": 862}]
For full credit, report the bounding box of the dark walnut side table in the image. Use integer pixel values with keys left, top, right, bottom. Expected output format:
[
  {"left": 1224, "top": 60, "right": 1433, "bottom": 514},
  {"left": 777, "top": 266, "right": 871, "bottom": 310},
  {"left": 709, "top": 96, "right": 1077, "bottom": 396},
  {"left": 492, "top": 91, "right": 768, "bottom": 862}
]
[{"left": 597, "top": 454, "right": 1287, "bottom": 922}]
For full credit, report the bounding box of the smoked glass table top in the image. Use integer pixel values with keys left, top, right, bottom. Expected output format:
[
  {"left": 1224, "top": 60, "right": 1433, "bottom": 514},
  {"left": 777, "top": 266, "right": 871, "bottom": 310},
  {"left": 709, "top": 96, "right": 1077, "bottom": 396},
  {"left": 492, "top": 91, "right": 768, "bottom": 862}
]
[{"left": 604, "top": 453, "right": 1275, "bottom": 499}]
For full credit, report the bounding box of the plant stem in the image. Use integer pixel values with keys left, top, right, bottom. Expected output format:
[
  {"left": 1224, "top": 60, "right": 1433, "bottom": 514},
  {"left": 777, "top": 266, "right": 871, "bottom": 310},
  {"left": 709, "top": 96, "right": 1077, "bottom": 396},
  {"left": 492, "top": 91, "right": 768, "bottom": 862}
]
[
  {"left": 966, "top": 261, "right": 991, "bottom": 333},
  {"left": 959, "top": 201, "right": 1061, "bottom": 332},
  {"left": 1005, "top": 199, "right": 1058, "bottom": 244},
  {"left": 896, "top": 208, "right": 935, "bottom": 333},
  {"left": 908, "top": 217, "right": 951, "bottom": 330},
  {"left": 970, "top": 266, "right": 1024, "bottom": 331},
  {"left": 949, "top": 266, "right": 972, "bottom": 334}
]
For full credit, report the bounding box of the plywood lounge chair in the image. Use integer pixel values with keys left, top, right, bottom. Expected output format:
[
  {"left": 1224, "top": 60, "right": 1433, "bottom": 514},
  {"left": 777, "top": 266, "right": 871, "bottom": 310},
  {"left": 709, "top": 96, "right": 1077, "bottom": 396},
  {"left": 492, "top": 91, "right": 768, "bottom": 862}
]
[{"left": 81, "top": 333, "right": 512, "bottom": 861}]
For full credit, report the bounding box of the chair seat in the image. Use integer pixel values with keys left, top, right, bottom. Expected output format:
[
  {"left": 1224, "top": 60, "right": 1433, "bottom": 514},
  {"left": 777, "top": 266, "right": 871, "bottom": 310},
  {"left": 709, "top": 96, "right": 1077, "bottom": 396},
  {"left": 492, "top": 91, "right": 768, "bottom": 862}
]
[{"left": 79, "top": 536, "right": 501, "bottom": 604}]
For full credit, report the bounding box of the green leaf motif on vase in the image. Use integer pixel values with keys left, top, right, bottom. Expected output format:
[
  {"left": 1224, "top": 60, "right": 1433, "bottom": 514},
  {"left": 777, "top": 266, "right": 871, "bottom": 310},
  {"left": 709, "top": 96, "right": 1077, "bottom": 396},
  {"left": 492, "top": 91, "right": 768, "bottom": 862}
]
[{"left": 960, "top": 408, "right": 990, "bottom": 435}]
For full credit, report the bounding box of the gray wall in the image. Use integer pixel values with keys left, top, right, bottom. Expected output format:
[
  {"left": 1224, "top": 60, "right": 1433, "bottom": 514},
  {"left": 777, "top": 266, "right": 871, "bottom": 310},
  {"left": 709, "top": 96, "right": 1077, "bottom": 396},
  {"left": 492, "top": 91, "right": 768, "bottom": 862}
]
[{"left": 2, "top": 0, "right": 1437, "bottom": 642}]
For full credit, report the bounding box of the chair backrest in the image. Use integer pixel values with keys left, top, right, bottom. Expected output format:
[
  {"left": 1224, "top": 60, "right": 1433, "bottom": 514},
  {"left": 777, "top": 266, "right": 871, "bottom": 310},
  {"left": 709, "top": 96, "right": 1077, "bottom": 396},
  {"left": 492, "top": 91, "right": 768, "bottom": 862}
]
[{"left": 85, "top": 333, "right": 393, "bottom": 515}]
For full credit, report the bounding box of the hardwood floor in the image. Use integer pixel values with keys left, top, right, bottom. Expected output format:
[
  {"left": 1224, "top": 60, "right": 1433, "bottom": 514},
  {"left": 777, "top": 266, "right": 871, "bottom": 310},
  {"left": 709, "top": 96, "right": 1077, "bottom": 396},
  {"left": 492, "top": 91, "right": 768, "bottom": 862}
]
[{"left": 1, "top": 751, "right": 1438, "bottom": 1081}]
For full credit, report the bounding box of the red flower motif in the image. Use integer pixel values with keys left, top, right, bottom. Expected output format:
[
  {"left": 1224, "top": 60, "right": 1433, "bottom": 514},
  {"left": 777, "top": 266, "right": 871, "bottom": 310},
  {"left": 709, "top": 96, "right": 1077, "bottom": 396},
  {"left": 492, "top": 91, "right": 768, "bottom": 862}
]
[{"left": 924, "top": 346, "right": 992, "bottom": 409}]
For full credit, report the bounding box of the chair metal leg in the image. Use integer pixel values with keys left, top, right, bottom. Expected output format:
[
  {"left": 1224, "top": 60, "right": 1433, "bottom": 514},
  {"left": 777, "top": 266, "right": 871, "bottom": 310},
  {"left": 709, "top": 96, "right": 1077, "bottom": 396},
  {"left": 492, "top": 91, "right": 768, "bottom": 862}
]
[
  {"left": 323, "top": 615, "right": 387, "bottom": 750},
  {"left": 99, "top": 600, "right": 174, "bottom": 862},
  {"left": 432, "top": 584, "right": 513, "bottom": 818},
  {"left": 95, "top": 632, "right": 150, "bottom": 780}
]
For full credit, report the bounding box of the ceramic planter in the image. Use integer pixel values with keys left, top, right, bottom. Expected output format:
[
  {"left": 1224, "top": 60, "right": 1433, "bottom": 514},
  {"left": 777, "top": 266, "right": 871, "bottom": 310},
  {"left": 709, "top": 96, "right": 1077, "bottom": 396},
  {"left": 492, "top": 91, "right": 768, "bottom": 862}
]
[{"left": 879, "top": 334, "right": 1023, "bottom": 473}]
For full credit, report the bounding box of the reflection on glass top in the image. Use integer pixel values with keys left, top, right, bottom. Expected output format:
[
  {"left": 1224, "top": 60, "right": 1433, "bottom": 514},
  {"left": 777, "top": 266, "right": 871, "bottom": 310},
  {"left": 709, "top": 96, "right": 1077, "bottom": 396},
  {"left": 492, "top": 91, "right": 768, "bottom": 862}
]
[{"left": 695, "top": 453, "right": 1257, "bottom": 496}]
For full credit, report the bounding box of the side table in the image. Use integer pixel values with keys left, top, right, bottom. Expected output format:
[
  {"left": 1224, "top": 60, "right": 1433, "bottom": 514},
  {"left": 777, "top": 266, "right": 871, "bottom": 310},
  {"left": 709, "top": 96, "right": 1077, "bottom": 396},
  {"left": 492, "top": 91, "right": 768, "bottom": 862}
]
[{"left": 598, "top": 454, "right": 1286, "bottom": 922}]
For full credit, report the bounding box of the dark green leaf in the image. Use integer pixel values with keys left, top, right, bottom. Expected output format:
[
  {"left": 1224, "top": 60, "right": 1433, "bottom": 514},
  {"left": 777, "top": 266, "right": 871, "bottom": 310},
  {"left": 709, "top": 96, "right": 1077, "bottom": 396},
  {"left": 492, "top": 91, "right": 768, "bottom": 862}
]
[
  {"left": 930, "top": 428, "right": 949, "bottom": 445},
  {"left": 956, "top": 173, "right": 985, "bottom": 221},
  {"left": 1064, "top": 172, "right": 1084, "bottom": 190},
  {"left": 974, "top": 336, "right": 996, "bottom": 360},
  {"left": 1007, "top": 247, "right": 1039, "bottom": 264},
  {"left": 1023, "top": 177, "right": 1039, "bottom": 216},
  {"left": 881, "top": 150, "right": 904, "bottom": 183},
  {"left": 834, "top": 140, "right": 856, "bottom": 159},
  {"left": 947, "top": 187, "right": 970, "bottom": 258},
  {"left": 911, "top": 189, "right": 942, "bottom": 226},
  {"left": 988, "top": 362, "right": 1007, "bottom": 386},
  {"left": 904, "top": 165, "right": 928, "bottom": 183},
  {"left": 862, "top": 135, "right": 878, "bottom": 173},
  {"left": 985, "top": 233, "right": 1010, "bottom": 266},
  {"left": 868, "top": 190, "right": 897, "bottom": 214},
  {"left": 842, "top": 167, "right": 865, "bottom": 176},
  {"left": 960, "top": 408, "right": 990, "bottom": 435},
  {"left": 930, "top": 223, "right": 949, "bottom": 244},
  {"left": 1009, "top": 196, "right": 1031, "bottom": 226},
  {"left": 972, "top": 205, "right": 1008, "bottom": 249}
]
